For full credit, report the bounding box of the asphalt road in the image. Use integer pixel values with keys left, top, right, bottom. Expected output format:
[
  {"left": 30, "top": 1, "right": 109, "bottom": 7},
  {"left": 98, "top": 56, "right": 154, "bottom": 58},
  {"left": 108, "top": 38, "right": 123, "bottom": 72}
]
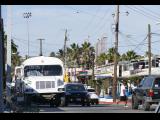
[{"left": 25, "top": 104, "right": 155, "bottom": 113}]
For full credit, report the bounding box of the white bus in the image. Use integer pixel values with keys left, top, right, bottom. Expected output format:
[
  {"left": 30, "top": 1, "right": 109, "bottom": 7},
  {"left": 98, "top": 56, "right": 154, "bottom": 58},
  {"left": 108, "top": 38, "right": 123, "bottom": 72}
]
[{"left": 15, "top": 56, "right": 65, "bottom": 107}]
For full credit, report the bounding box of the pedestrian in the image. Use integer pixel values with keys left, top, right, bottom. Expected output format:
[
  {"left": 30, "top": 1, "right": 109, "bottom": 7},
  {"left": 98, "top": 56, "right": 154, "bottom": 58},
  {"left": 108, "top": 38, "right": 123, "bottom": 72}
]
[{"left": 117, "top": 81, "right": 128, "bottom": 107}]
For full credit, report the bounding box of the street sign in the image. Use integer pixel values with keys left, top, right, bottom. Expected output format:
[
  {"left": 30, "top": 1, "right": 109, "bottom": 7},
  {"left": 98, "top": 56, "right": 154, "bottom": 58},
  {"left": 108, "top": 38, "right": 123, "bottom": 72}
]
[{"left": 79, "top": 71, "right": 88, "bottom": 76}]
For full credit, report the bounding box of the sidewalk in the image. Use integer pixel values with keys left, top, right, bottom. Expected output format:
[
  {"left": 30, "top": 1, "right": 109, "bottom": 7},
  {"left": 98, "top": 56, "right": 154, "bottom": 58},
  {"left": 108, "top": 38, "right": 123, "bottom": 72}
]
[{"left": 99, "top": 95, "right": 132, "bottom": 105}]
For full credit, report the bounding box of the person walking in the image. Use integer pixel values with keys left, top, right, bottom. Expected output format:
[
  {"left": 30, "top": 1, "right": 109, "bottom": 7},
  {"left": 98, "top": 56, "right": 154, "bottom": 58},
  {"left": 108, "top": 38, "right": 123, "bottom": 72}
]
[{"left": 117, "top": 81, "right": 128, "bottom": 107}]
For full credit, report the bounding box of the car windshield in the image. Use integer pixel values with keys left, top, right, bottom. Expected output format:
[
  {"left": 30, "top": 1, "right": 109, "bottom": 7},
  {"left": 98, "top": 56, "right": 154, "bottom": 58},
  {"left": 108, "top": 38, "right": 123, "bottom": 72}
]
[
  {"left": 142, "top": 77, "right": 153, "bottom": 87},
  {"left": 66, "top": 84, "right": 86, "bottom": 92},
  {"left": 87, "top": 89, "right": 95, "bottom": 92},
  {"left": 24, "top": 65, "right": 62, "bottom": 77}
]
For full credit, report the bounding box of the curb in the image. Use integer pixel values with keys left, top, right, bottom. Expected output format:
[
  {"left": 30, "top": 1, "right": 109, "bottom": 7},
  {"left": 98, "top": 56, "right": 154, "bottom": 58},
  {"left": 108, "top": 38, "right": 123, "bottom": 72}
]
[
  {"left": 99, "top": 99, "right": 132, "bottom": 105},
  {"left": 99, "top": 101, "right": 132, "bottom": 105}
]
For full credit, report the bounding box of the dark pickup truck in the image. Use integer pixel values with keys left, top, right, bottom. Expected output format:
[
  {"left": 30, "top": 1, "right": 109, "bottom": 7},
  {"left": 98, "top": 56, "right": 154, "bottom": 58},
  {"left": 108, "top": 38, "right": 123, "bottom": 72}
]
[
  {"left": 58, "top": 83, "right": 90, "bottom": 107},
  {"left": 132, "top": 75, "right": 160, "bottom": 111}
]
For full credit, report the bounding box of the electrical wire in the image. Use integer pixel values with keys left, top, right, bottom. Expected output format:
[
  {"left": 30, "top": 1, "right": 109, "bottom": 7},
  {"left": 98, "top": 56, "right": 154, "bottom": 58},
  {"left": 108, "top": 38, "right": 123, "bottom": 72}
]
[
  {"left": 125, "top": 5, "right": 159, "bottom": 22},
  {"left": 63, "top": 5, "right": 109, "bottom": 20},
  {"left": 90, "top": 7, "right": 112, "bottom": 37},
  {"left": 81, "top": 6, "right": 102, "bottom": 35},
  {"left": 138, "top": 5, "right": 160, "bottom": 19},
  {"left": 133, "top": 5, "right": 160, "bottom": 21}
]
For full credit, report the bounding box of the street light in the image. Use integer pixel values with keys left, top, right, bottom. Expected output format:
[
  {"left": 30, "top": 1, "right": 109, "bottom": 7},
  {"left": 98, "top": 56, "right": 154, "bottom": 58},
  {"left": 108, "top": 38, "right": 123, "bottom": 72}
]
[{"left": 23, "top": 12, "right": 32, "bottom": 58}]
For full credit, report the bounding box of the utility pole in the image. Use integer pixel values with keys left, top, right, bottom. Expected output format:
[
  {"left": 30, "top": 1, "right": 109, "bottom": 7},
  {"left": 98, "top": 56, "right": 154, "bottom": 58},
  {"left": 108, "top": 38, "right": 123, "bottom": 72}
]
[
  {"left": 63, "top": 29, "right": 68, "bottom": 70},
  {"left": 113, "top": 5, "right": 119, "bottom": 103},
  {"left": 0, "top": 5, "right": 4, "bottom": 112},
  {"left": 148, "top": 24, "right": 151, "bottom": 75},
  {"left": 74, "top": 60, "right": 76, "bottom": 82},
  {"left": 91, "top": 51, "right": 95, "bottom": 87},
  {"left": 37, "top": 38, "right": 45, "bottom": 56},
  {"left": 6, "top": 5, "right": 12, "bottom": 104}
]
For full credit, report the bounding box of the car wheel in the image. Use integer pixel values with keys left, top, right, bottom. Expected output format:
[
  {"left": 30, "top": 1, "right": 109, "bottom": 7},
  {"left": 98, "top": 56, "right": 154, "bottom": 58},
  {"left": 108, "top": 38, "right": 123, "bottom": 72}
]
[
  {"left": 82, "top": 103, "right": 85, "bottom": 106},
  {"left": 65, "top": 101, "right": 68, "bottom": 107},
  {"left": 55, "top": 102, "right": 60, "bottom": 107},
  {"left": 60, "top": 96, "right": 65, "bottom": 107},
  {"left": 95, "top": 100, "right": 99, "bottom": 105},
  {"left": 61, "top": 97, "right": 68, "bottom": 107},
  {"left": 50, "top": 99, "right": 55, "bottom": 107},
  {"left": 55, "top": 99, "right": 61, "bottom": 107},
  {"left": 86, "top": 102, "right": 90, "bottom": 107},
  {"left": 81, "top": 100, "right": 85, "bottom": 106},
  {"left": 91, "top": 101, "right": 94, "bottom": 105},
  {"left": 24, "top": 94, "right": 31, "bottom": 106}
]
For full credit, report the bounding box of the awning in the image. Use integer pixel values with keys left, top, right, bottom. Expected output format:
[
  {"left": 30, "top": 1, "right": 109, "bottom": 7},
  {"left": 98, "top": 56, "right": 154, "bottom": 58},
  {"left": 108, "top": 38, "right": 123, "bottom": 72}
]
[{"left": 95, "top": 74, "right": 112, "bottom": 79}]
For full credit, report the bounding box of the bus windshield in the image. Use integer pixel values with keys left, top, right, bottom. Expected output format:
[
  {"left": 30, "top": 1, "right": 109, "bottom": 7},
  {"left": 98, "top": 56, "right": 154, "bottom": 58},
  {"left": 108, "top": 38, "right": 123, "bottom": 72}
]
[{"left": 24, "top": 65, "right": 62, "bottom": 77}]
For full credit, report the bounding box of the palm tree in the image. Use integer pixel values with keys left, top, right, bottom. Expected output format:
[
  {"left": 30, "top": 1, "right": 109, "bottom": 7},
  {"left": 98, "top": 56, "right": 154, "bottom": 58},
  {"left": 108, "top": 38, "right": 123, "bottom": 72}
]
[
  {"left": 56, "top": 49, "right": 64, "bottom": 61},
  {"left": 4, "top": 34, "right": 22, "bottom": 70},
  {"left": 88, "top": 46, "right": 95, "bottom": 68},
  {"left": 49, "top": 52, "right": 56, "bottom": 57},
  {"left": 106, "top": 47, "right": 120, "bottom": 63},
  {"left": 121, "top": 53, "right": 127, "bottom": 61},
  {"left": 12, "top": 52, "right": 21, "bottom": 68},
  {"left": 81, "top": 41, "right": 93, "bottom": 70},
  {"left": 70, "top": 43, "right": 80, "bottom": 67},
  {"left": 125, "top": 50, "right": 138, "bottom": 61},
  {"left": 96, "top": 53, "right": 107, "bottom": 66},
  {"left": 66, "top": 47, "right": 73, "bottom": 67},
  {"left": 106, "top": 47, "right": 115, "bottom": 63}
]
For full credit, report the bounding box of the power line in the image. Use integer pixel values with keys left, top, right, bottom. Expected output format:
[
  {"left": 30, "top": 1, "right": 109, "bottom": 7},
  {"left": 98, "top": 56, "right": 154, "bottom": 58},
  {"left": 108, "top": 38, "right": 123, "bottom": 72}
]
[
  {"left": 118, "top": 35, "right": 160, "bottom": 48},
  {"left": 90, "top": 7, "right": 113, "bottom": 38},
  {"left": 119, "top": 32, "right": 146, "bottom": 47},
  {"left": 63, "top": 5, "right": 110, "bottom": 20},
  {"left": 127, "top": 5, "right": 158, "bottom": 21},
  {"left": 12, "top": 36, "right": 63, "bottom": 46},
  {"left": 138, "top": 5, "right": 160, "bottom": 19},
  {"left": 133, "top": 35, "right": 148, "bottom": 51},
  {"left": 126, "top": 5, "right": 159, "bottom": 22},
  {"left": 78, "top": 6, "right": 113, "bottom": 40},
  {"left": 133, "top": 5, "right": 160, "bottom": 21},
  {"left": 81, "top": 6, "right": 102, "bottom": 35},
  {"left": 91, "top": 14, "right": 111, "bottom": 38}
]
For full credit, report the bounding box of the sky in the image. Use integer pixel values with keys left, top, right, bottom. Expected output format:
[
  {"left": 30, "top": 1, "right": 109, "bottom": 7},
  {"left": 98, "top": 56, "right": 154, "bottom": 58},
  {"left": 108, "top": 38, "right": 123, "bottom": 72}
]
[{"left": 2, "top": 5, "right": 160, "bottom": 57}]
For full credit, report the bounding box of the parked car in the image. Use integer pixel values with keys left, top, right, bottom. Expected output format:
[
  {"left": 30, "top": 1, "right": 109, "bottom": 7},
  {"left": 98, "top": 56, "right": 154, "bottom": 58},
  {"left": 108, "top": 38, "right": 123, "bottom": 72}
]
[
  {"left": 132, "top": 75, "right": 160, "bottom": 111},
  {"left": 59, "top": 83, "right": 90, "bottom": 107},
  {"left": 87, "top": 88, "right": 99, "bottom": 105}
]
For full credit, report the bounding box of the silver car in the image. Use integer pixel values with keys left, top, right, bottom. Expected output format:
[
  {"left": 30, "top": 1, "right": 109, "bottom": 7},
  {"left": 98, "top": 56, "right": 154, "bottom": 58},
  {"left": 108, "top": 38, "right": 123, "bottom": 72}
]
[{"left": 87, "top": 88, "right": 99, "bottom": 105}]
